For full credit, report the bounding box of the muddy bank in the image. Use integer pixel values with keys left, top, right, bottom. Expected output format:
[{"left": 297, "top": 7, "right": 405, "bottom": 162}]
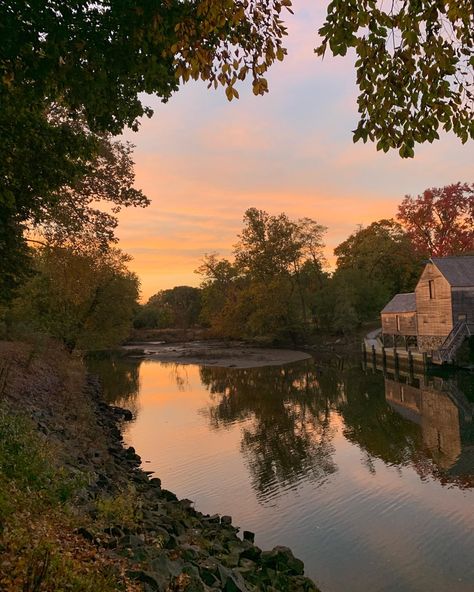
[
  {"left": 0, "top": 341, "right": 320, "bottom": 591},
  {"left": 123, "top": 341, "right": 312, "bottom": 369}
]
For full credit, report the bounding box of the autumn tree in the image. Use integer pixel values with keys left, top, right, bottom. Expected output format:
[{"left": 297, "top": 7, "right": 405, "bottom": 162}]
[
  {"left": 135, "top": 286, "right": 202, "bottom": 331},
  {"left": 0, "top": 0, "right": 289, "bottom": 210},
  {"left": 334, "top": 220, "right": 421, "bottom": 294},
  {"left": 11, "top": 247, "right": 139, "bottom": 351},
  {"left": 0, "top": 120, "right": 148, "bottom": 300},
  {"left": 2, "top": 2, "right": 472, "bottom": 157},
  {"left": 397, "top": 183, "right": 474, "bottom": 257},
  {"left": 196, "top": 209, "right": 327, "bottom": 342},
  {"left": 235, "top": 209, "right": 327, "bottom": 334},
  {"left": 35, "top": 135, "right": 149, "bottom": 252},
  {"left": 314, "top": 220, "right": 420, "bottom": 331},
  {"left": 196, "top": 254, "right": 240, "bottom": 327},
  {"left": 1, "top": 1, "right": 293, "bottom": 297}
]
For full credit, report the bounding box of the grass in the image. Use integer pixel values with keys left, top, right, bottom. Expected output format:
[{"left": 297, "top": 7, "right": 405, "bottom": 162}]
[
  {"left": 0, "top": 403, "right": 137, "bottom": 591},
  {"left": 95, "top": 485, "right": 144, "bottom": 531}
]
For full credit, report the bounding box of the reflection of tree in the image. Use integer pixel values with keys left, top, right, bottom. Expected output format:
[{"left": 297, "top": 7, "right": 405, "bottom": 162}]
[
  {"left": 336, "top": 369, "right": 422, "bottom": 466},
  {"left": 86, "top": 355, "right": 141, "bottom": 414},
  {"left": 199, "top": 362, "right": 337, "bottom": 503},
  {"left": 199, "top": 360, "right": 474, "bottom": 496}
]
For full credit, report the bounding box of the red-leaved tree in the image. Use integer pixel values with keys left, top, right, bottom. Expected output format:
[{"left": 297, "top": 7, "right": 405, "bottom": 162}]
[{"left": 397, "top": 183, "right": 474, "bottom": 257}]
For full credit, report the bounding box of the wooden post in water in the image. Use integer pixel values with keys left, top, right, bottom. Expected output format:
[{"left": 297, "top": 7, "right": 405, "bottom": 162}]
[
  {"left": 422, "top": 351, "right": 428, "bottom": 373},
  {"left": 394, "top": 349, "right": 400, "bottom": 381},
  {"left": 408, "top": 350, "right": 414, "bottom": 382},
  {"left": 382, "top": 346, "right": 387, "bottom": 372},
  {"left": 362, "top": 341, "right": 367, "bottom": 370},
  {"left": 371, "top": 344, "right": 376, "bottom": 371}
]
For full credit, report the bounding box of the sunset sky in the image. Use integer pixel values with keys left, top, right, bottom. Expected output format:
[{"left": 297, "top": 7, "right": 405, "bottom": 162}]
[{"left": 118, "top": 1, "right": 474, "bottom": 302}]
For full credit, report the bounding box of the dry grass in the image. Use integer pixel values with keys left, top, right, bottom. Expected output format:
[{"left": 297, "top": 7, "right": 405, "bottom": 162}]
[{"left": 0, "top": 340, "right": 142, "bottom": 592}]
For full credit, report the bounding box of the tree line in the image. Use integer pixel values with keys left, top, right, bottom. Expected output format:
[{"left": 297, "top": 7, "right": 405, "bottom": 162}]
[
  {"left": 2, "top": 1, "right": 473, "bottom": 292},
  {"left": 136, "top": 183, "right": 473, "bottom": 342},
  {"left": 1, "top": 2, "right": 472, "bottom": 351}
]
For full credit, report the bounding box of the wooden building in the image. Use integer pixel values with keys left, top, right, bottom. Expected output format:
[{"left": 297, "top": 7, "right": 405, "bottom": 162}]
[
  {"left": 381, "top": 256, "right": 474, "bottom": 362},
  {"left": 381, "top": 293, "right": 417, "bottom": 345}
]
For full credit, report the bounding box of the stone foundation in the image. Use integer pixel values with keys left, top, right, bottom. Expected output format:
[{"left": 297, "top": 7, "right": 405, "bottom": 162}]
[{"left": 417, "top": 335, "right": 446, "bottom": 353}]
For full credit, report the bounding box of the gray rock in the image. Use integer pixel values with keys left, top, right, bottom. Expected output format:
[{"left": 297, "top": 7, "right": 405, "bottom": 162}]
[
  {"left": 242, "top": 531, "right": 254, "bottom": 543},
  {"left": 239, "top": 544, "right": 261, "bottom": 562},
  {"left": 260, "top": 546, "right": 304, "bottom": 576},
  {"left": 180, "top": 543, "right": 203, "bottom": 561},
  {"left": 203, "top": 514, "right": 220, "bottom": 524},
  {"left": 127, "top": 569, "right": 167, "bottom": 591},
  {"left": 118, "top": 534, "right": 146, "bottom": 549}
]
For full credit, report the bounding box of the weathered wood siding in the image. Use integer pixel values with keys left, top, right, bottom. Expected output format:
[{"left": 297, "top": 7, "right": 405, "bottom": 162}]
[
  {"left": 415, "top": 263, "right": 453, "bottom": 337},
  {"left": 451, "top": 288, "right": 474, "bottom": 324},
  {"left": 381, "top": 312, "right": 417, "bottom": 335}
]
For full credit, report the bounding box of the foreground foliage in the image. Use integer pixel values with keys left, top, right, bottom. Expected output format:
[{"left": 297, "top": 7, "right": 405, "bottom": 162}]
[
  {"left": 1, "top": 341, "right": 319, "bottom": 591},
  {"left": 318, "top": 0, "right": 474, "bottom": 155},
  {"left": 0, "top": 406, "right": 128, "bottom": 592}
]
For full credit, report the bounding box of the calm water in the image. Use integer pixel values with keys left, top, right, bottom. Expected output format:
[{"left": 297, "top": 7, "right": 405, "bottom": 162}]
[{"left": 89, "top": 355, "right": 474, "bottom": 592}]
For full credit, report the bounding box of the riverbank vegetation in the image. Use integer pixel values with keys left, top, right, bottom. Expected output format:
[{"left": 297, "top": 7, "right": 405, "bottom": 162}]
[
  {"left": 134, "top": 183, "right": 473, "bottom": 344},
  {"left": 0, "top": 342, "right": 142, "bottom": 591}
]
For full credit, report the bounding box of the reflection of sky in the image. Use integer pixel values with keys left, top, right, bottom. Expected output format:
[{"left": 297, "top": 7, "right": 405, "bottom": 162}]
[
  {"left": 117, "top": 1, "right": 474, "bottom": 300},
  {"left": 125, "top": 361, "right": 474, "bottom": 592}
]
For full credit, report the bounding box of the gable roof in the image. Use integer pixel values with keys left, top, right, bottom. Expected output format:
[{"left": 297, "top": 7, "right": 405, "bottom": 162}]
[
  {"left": 381, "top": 292, "right": 416, "bottom": 314},
  {"left": 431, "top": 256, "right": 474, "bottom": 287}
]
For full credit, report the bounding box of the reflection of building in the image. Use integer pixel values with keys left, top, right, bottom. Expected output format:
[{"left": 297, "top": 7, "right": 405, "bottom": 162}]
[
  {"left": 381, "top": 256, "right": 474, "bottom": 362},
  {"left": 385, "top": 375, "right": 473, "bottom": 473}
]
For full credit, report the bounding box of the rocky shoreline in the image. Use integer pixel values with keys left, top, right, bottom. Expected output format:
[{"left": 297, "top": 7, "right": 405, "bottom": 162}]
[
  {"left": 0, "top": 338, "right": 319, "bottom": 591},
  {"left": 77, "top": 375, "right": 320, "bottom": 591}
]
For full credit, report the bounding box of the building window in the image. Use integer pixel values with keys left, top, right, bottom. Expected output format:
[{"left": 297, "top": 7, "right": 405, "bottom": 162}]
[
  {"left": 428, "top": 280, "right": 435, "bottom": 299},
  {"left": 396, "top": 315, "right": 401, "bottom": 331}
]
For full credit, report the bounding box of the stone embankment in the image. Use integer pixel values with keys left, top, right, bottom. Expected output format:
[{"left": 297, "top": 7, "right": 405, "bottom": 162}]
[
  {"left": 1, "top": 341, "right": 319, "bottom": 591},
  {"left": 76, "top": 377, "right": 320, "bottom": 591}
]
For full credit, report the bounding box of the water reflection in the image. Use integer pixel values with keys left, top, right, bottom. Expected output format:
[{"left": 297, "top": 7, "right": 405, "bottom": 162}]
[
  {"left": 199, "top": 364, "right": 337, "bottom": 503},
  {"left": 198, "top": 362, "right": 474, "bottom": 498},
  {"left": 89, "top": 355, "right": 474, "bottom": 496},
  {"left": 89, "top": 356, "right": 474, "bottom": 592},
  {"left": 384, "top": 373, "right": 474, "bottom": 488},
  {"left": 87, "top": 354, "right": 141, "bottom": 414}
]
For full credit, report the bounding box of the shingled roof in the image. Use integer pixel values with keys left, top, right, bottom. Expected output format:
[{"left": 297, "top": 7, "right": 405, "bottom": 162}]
[
  {"left": 431, "top": 256, "right": 474, "bottom": 287},
  {"left": 381, "top": 293, "right": 416, "bottom": 314}
]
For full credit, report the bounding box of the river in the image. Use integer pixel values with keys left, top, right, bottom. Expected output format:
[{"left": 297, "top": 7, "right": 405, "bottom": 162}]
[{"left": 88, "top": 354, "right": 474, "bottom": 592}]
